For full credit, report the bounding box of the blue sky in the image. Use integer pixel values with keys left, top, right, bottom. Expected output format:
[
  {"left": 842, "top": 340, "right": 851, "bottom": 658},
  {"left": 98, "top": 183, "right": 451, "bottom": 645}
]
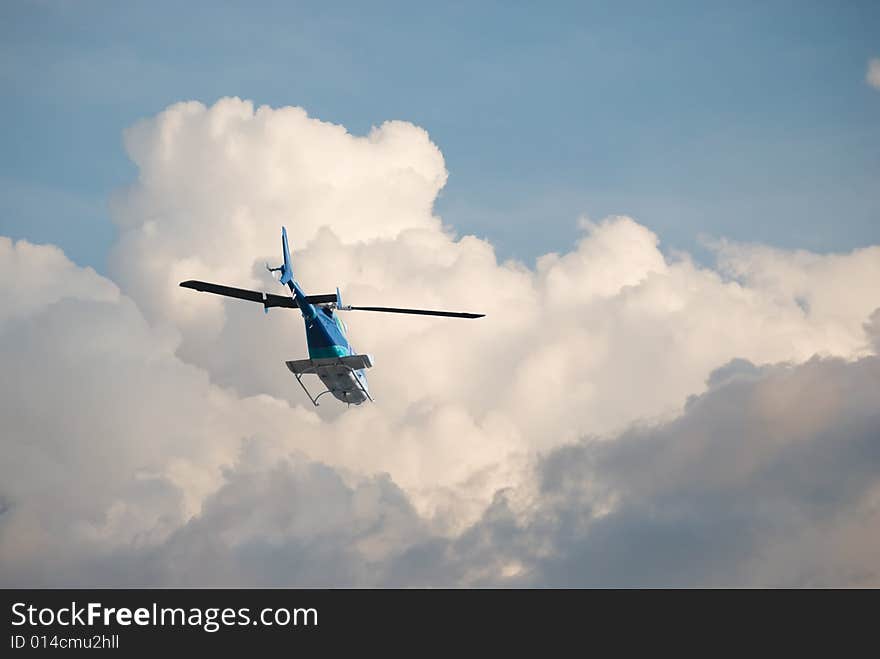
[{"left": 1, "top": 0, "right": 879, "bottom": 272}]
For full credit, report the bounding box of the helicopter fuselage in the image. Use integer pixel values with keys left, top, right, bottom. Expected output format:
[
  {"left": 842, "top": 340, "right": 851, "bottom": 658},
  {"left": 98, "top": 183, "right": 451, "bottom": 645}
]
[{"left": 302, "top": 304, "right": 370, "bottom": 405}]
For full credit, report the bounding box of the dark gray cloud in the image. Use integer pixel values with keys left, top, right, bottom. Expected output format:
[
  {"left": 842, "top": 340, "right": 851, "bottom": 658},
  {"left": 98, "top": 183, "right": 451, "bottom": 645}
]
[
  {"left": 126, "top": 453, "right": 430, "bottom": 587},
  {"left": 458, "top": 354, "right": 880, "bottom": 586},
  {"left": 866, "top": 308, "right": 880, "bottom": 353}
]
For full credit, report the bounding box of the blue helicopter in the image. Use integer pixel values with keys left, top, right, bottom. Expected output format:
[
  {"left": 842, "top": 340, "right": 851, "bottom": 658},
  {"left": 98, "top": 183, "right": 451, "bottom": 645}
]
[{"left": 180, "top": 227, "right": 484, "bottom": 406}]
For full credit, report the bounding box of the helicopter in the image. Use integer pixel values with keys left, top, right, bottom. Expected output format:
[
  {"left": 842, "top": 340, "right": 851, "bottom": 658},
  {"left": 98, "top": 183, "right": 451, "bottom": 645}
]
[{"left": 179, "top": 227, "right": 484, "bottom": 406}]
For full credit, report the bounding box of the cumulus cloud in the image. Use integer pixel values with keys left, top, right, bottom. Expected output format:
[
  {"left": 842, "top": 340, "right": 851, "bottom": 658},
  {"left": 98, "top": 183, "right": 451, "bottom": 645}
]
[
  {"left": 1, "top": 98, "right": 879, "bottom": 586},
  {"left": 868, "top": 57, "right": 880, "bottom": 90},
  {"left": 0, "top": 238, "right": 317, "bottom": 585}
]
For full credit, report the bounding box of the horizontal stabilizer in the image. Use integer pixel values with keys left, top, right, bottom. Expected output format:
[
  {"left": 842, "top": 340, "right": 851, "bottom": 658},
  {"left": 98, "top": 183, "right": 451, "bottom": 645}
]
[{"left": 285, "top": 354, "right": 374, "bottom": 375}]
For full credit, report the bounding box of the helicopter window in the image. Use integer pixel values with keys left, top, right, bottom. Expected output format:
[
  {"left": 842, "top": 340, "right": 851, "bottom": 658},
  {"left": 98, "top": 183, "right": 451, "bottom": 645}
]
[{"left": 321, "top": 306, "right": 334, "bottom": 317}]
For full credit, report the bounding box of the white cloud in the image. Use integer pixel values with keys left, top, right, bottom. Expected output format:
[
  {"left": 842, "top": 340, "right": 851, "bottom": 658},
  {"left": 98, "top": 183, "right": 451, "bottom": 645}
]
[
  {"left": 1, "top": 98, "right": 879, "bottom": 586},
  {"left": 19, "top": 351, "right": 877, "bottom": 587},
  {"left": 867, "top": 57, "right": 880, "bottom": 90}
]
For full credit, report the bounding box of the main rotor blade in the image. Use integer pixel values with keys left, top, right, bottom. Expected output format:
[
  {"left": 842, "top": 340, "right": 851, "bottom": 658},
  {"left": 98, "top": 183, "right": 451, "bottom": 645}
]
[
  {"left": 180, "top": 281, "right": 485, "bottom": 317},
  {"left": 179, "top": 280, "right": 291, "bottom": 307},
  {"left": 179, "top": 280, "right": 337, "bottom": 308},
  {"left": 345, "top": 305, "right": 484, "bottom": 319}
]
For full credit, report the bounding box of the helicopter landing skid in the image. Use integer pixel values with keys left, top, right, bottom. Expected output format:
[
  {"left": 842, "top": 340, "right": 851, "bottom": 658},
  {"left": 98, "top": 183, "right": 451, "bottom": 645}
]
[{"left": 285, "top": 355, "right": 374, "bottom": 407}]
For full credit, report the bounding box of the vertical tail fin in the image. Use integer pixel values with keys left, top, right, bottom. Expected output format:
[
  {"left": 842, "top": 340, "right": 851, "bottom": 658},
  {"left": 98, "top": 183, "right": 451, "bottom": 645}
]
[
  {"left": 267, "top": 226, "right": 313, "bottom": 317},
  {"left": 279, "top": 226, "right": 294, "bottom": 285}
]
